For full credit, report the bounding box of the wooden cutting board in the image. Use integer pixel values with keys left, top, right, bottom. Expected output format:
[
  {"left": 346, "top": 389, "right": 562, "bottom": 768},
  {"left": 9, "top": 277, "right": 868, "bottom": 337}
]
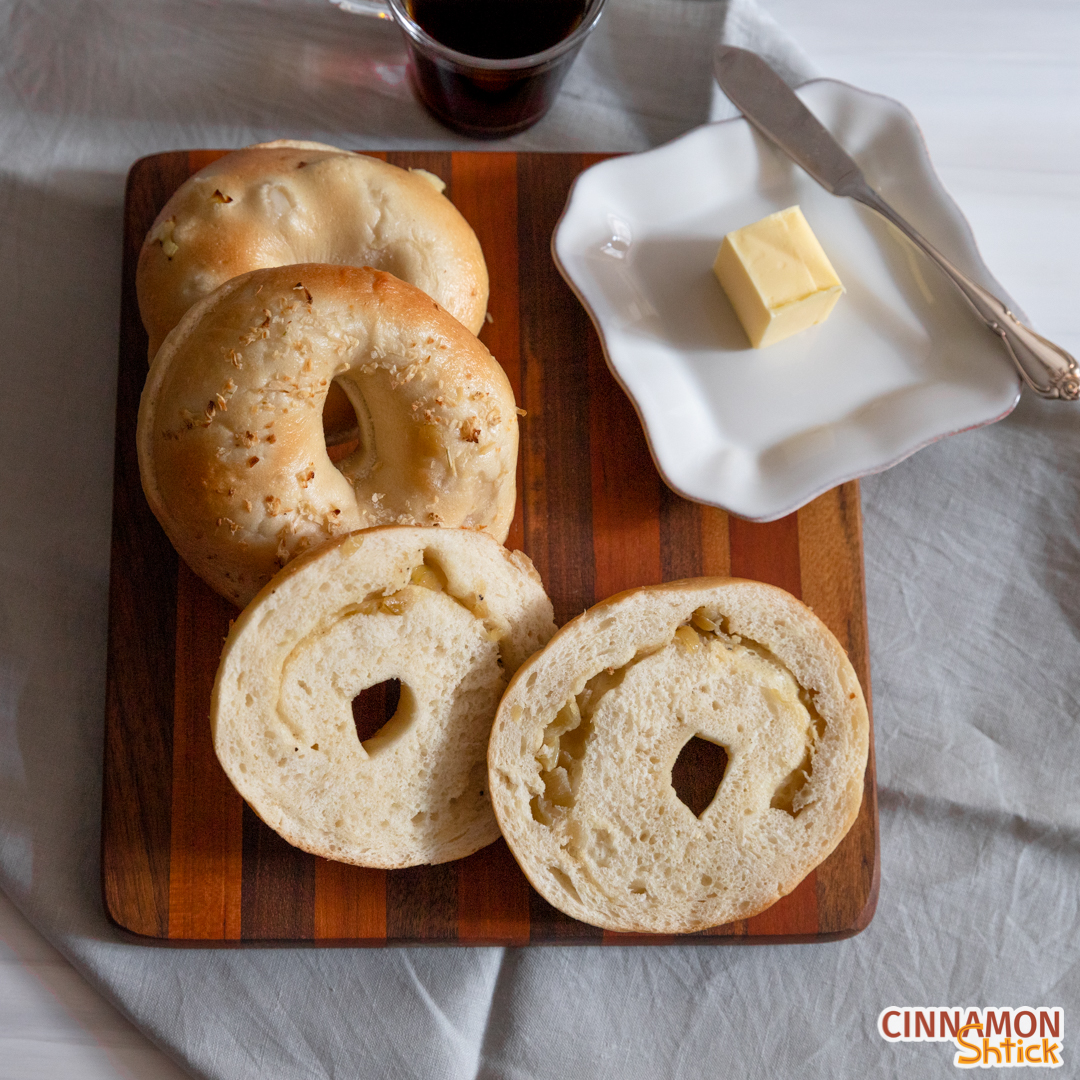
[{"left": 102, "top": 150, "right": 879, "bottom": 945}]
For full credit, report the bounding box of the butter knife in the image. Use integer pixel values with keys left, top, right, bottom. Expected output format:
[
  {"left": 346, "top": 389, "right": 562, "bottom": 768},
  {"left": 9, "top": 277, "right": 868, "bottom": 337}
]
[{"left": 713, "top": 45, "right": 1079, "bottom": 401}]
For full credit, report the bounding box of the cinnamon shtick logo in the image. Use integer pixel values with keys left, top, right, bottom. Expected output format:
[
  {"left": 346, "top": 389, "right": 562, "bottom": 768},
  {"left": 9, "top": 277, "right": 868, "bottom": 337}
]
[{"left": 877, "top": 1007, "right": 1064, "bottom": 1068}]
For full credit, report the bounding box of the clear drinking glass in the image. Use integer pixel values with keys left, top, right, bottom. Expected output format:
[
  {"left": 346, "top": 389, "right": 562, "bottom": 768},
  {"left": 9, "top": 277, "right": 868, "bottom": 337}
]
[{"left": 378, "top": 0, "right": 608, "bottom": 138}]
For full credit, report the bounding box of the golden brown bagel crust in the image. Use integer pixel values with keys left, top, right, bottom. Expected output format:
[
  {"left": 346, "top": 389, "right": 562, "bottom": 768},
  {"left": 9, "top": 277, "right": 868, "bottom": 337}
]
[
  {"left": 137, "top": 140, "right": 489, "bottom": 357},
  {"left": 488, "top": 578, "right": 869, "bottom": 935},
  {"left": 212, "top": 526, "right": 557, "bottom": 868},
  {"left": 137, "top": 264, "right": 518, "bottom": 607}
]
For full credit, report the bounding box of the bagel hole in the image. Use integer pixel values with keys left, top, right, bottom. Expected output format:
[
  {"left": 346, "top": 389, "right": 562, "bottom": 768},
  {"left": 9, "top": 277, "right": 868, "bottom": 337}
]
[
  {"left": 352, "top": 678, "right": 403, "bottom": 752},
  {"left": 323, "top": 380, "right": 361, "bottom": 463},
  {"left": 671, "top": 736, "right": 729, "bottom": 819}
]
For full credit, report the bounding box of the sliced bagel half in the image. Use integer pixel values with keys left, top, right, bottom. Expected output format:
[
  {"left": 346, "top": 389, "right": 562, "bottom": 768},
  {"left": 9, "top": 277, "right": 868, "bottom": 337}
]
[
  {"left": 213, "top": 525, "right": 555, "bottom": 868},
  {"left": 488, "top": 578, "right": 869, "bottom": 934}
]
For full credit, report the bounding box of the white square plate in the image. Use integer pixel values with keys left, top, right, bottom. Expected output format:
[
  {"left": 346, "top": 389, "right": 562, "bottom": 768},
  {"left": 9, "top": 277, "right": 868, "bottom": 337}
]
[{"left": 552, "top": 79, "right": 1022, "bottom": 521}]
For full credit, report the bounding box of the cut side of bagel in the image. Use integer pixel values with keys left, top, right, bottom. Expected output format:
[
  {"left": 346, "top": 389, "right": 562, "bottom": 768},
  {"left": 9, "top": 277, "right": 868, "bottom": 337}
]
[
  {"left": 488, "top": 579, "right": 869, "bottom": 935},
  {"left": 137, "top": 140, "right": 489, "bottom": 357},
  {"left": 137, "top": 264, "right": 518, "bottom": 607},
  {"left": 213, "top": 526, "right": 556, "bottom": 868}
]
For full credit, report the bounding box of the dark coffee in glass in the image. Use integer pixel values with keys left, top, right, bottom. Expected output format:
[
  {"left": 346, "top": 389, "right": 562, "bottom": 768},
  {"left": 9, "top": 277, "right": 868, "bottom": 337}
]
[
  {"left": 386, "top": 0, "right": 607, "bottom": 138},
  {"left": 407, "top": 0, "right": 587, "bottom": 58}
]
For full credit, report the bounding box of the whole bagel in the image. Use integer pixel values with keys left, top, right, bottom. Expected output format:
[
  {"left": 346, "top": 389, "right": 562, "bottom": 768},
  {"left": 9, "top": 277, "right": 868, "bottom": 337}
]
[
  {"left": 488, "top": 579, "right": 869, "bottom": 934},
  {"left": 137, "top": 140, "right": 489, "bottom": 357},
  {"left": 212, "top": 526, "right": 556, "bottom": 868},
  {"left": 138, "top": 264, "right": 518, "bottom": 607}
]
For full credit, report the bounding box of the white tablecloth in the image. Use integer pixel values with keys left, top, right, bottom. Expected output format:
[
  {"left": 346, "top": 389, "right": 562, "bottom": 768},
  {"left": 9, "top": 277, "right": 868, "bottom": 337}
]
[{"left": 1, "top": 0, "right": 1077, "bottom": 1076}]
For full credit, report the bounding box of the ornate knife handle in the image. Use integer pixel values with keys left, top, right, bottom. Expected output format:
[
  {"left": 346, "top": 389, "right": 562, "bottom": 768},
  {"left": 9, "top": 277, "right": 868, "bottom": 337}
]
[{"left": 850, "top": 184, "right": 1080, "bottom": 400}]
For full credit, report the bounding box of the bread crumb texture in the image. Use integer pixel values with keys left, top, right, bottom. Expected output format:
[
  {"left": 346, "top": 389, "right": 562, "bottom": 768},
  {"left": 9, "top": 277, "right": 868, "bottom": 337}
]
[
  {"left": 488, "top": 578, "right": 869, "bottom": 934},
  {"left": 212, "top": 526, "right": 555, "bottom": 868}
]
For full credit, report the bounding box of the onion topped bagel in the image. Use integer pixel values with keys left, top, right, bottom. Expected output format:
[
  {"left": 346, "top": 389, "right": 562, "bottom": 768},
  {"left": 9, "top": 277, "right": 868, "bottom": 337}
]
[
  {"left": 137, "top": 264, "right": 518, "bottom": 607},
  {"left": 212, "top": 526, "right": 556, "bottom": 868},
  {"left": 488, "top": 579, "right": 869, "bottom": 934},
  {"left": 137, "top": 140, "right": 489, "bottom": 358}
]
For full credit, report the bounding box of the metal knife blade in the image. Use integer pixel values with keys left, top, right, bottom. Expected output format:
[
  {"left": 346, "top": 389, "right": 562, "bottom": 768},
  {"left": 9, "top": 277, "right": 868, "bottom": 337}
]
[{"left": 713, "top": 45, "right": 867, "bottom": 198}]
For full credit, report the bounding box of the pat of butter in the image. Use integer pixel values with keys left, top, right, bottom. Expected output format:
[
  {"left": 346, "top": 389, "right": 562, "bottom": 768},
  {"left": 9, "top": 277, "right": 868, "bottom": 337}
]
[{"left": 713, "top": 206, "right": 844, "bottom": 348}]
